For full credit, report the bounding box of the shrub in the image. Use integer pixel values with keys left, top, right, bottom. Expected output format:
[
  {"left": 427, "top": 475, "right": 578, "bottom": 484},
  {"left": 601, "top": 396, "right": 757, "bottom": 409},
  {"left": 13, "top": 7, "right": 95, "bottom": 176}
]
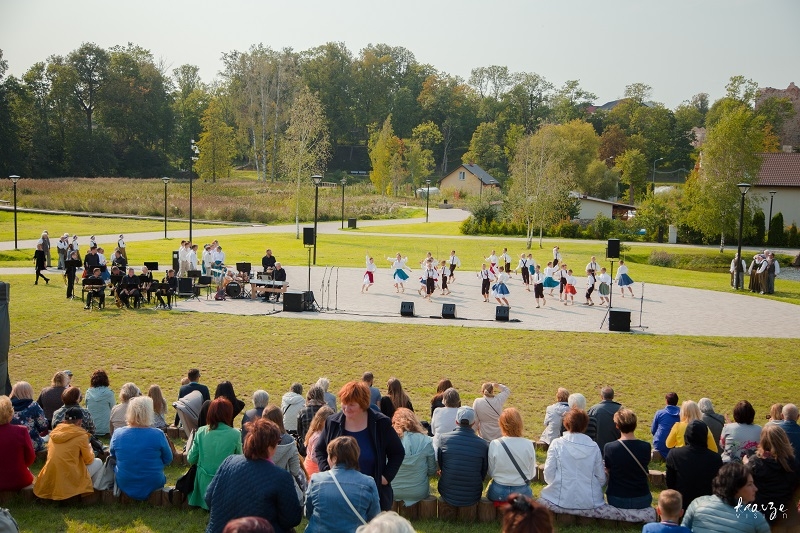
[
  {"left": 788, "top": 222, "right": 799, "bottom": 248},
  {"left": 588, "top": 213, "right": 613, "bottom": 240},
  {"left": 553, "top": 220, "right": 581, "bottom": 239},
  {"left": 648, "top": 251, "right": 675, "bottom": 268},
  {"left": 750, "top": 210, "right": 765, "bottom": 246},
  {"left": 768, "top": 212, "right": 786, "bottom": 246}
]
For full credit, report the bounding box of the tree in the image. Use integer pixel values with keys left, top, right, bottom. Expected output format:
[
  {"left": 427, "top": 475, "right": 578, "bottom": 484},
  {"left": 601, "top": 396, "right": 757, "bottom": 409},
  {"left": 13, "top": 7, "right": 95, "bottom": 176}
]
[
  {"left": 599, "top": 124, "right": 628, "bottom": 164},
  {"left": 405, "top": 121, "right": 441, "bottom": 189},
  {"left": 280, "top": 86, "right": 331, "bottom": 238},
  {"left": 582, "top": 160, "right": 619, "bottom": 199},
  {"left": 635, "top": 188, "right": 682, "bottom": 242},
  {"left": 614, "top": 148, "right": 648, "bottom": 204},
  {"left": 461, "top": 121, "right": 507, "bottom": 178},
  {"left": 550, "top": 80, "right": 596, "bottom": 124},
  {"left": 196, "top": 98, "right": 235, "bottom": 182},
  {"left": 768, "top": 212, "right": 786, "bottom": 247},
  {"left": 68, "top": 42, "right": 109, "bottom": 135},
  {"left": 368, "top": 115, "right": 397, "bottom": 195}
]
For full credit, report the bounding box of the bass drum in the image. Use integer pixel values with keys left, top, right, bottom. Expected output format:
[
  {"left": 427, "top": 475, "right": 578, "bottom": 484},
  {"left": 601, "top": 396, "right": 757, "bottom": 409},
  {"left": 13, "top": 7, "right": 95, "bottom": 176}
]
[{"left": 225, "top": 281, "right": 241, "bottom": 299}]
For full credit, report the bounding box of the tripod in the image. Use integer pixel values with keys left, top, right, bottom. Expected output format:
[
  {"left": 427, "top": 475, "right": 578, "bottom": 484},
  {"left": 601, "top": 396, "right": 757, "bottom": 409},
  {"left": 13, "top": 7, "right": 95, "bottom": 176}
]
[
  {"left": 599, "top": 259, "right": 617, "bottom": 330},
  {"left": 634, "top": 282, "right": 648, "bottom": 330}
]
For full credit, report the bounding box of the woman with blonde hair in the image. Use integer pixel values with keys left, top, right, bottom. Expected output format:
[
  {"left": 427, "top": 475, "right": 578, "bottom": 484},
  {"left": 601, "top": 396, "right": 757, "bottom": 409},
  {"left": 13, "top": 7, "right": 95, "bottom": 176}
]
[
  {"left": 745, "top": 424, "right": 798, "bottom": 516},
  {"left": 10, "top": 381, "right": 49, "bottom": 452},
  {"left": 666, "top": 400, "right": 718, "bottom": 452},
  {"left": 380, "top": 378, "right": 413, "bottom": 419},
  {"left": 109, "top": 382, "right": 140, "bottom": 436},
  {"left": 391, "top": 408, "right": 435, "bottom": 506},
  {"left": 487, "top": 408, "right": 536, "bottom": 501},
  {"left": 147, "top": 385, "right": 168, "bottom": 430},
  {"left": 473, "top": 382, "right": 511, "bottom": 441},
  {"left": 303, "top": 405, "right": 334, "bottom": 476}
]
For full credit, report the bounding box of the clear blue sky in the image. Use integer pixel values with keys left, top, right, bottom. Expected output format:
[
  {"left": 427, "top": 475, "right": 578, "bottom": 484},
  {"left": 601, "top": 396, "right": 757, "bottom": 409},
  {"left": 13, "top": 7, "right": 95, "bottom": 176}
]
[{"left": 2, "top": 0, "right": 798, "bottom": 109}]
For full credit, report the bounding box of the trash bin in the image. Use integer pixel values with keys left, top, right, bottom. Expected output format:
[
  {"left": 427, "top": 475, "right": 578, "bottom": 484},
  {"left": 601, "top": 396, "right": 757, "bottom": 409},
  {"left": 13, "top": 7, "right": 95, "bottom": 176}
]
[{"left": 348, "top": 218, "right": 357, "bottom": 229}]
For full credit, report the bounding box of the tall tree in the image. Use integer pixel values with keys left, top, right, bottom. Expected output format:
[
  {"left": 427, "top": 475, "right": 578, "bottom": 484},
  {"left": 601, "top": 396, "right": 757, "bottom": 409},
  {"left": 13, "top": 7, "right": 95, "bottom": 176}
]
[
  {"left": 549, "top": 80, "right": 596, "bottom": 124},
  {"left": 614, "top": 148, "right": 648, "bottom": 204},
  {"left": 196, "top": 98, "right": 235, "bottom": 182},
  {"left": 461, "top": 121, "right": 507, "bottom": 178},
  {"left": 405, "top": 121, "right": 441, "bottom": 189},
  {"left": 367, "top": 115, "right": 397, "bottom": 195},
  {"left": 68, "top": 42, "right": 109, "bottom": 135}
]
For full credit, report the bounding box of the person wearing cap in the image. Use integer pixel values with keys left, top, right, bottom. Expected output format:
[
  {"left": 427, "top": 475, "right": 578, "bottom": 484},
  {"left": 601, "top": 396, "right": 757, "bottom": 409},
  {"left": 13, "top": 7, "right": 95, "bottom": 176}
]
[
  {"left": 33, "top": 406, "right": 103, "bottom": 501},
  {"left": 436, "top": 406, "right": 489, "bottom": 507},
  {"left": 57, "top": 234, "right": 69, "bottom": 269}
]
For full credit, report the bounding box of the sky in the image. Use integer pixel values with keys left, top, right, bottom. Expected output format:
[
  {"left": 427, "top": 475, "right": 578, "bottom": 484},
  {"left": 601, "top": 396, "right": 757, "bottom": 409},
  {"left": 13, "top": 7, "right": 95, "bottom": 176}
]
[{"left": 1, "top": 0, "right": 798, "bottom": 109}]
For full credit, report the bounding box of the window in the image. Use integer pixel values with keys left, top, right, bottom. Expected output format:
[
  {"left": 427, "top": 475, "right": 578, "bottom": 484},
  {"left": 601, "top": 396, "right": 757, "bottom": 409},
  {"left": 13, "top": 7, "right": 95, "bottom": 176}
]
[{"left": 458, "top": 171, "right": 465, "bottom": 181}]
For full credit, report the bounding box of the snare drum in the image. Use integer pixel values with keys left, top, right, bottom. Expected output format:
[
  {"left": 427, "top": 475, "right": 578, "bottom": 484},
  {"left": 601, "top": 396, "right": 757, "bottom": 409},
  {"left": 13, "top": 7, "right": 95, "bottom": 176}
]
[{"left": 225, "top": 281, "right": 242, "bottom": 299}]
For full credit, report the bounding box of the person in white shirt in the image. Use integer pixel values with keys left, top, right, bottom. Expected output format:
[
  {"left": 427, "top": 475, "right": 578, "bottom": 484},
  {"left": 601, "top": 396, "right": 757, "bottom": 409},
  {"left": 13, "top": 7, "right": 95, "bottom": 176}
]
[
  {"left": 500, "top": 248, "right": 512, "bottom": 274},
  {"left": 585, "top": 256, "right": 599, "bottom": 274},
  {"left": 584, "top": 269, "right": 596, "bottom": 306},
  {"left": 431, "top": 388, "right": 461, "bottom": 454},
  {"left": 212, "top": 246, "right": 225, "bottom": 278},
  {"left": 447, "top": 250, "right": 461, "bottom": 284},
  {"left": 616, "top": 260, "right": 635, "bottom": 297},
  {"left": 542, "top": 261, "right": 559, "bottom": 296},
  {"left": 117, "top": 234, "right": 126, "bottom": 260},
  {"left": 201, "top": 245, "right": 213, "bottom": 276},
  {"left": 487, "top": 408, "right": 536, "bottom": 501},
  {"left": 531, "top": 264, "right": 546, "bottom": 308},
  {"left": 477, "top": 264, "right": 494, "bottom": 302},
  {"left": 556, "top": 264, "right": 569, "bottom": 301},
  {"left": 492, "top": 271, "right": 510, "bottom": 306},
  {"left": 439, "top": 261, "right": 451, "bottom": 295},
  {"left": 96, "top": 248, "right": 109, "bottom": 282},
  {"left": 730, "top": 253, "right": 747, "bottom": 290},
  {"left": 563, "top": 269, "right": 577, "bottom": 305},
  {"left": 472, "top": 383, "right": 511, "bottom": 441},
  {"left": 362, "top": 254, "right": 377, "bottom": 293},
  {"left": 177, "top": 241, "right": 188, "bottom": 277},
  {"left": 56, "top": 234, "right": 69, "bottom": 269},
  {"left": 552, "top": 246, "right": 562, "bottom": 267},
  {"left": 596, "top": 267, "right": 611, "bottom": 306},
  {"left": 422, "top": 259, "right": 438, "bottom": 300},
  {"left": 387, "top": 253, "right": 411, "bottom": 293},
  {"left": 186, "top": 244, "right": 199, "bottom": 274},
  {"left": 485, "top": 250, "right": 499, "bottom": 275},
  {"left": 89, "top": 235, "right": 97, "bottom": 249},
  {"left": 516, "top": 253, "right": 531, "bottom": 291}
]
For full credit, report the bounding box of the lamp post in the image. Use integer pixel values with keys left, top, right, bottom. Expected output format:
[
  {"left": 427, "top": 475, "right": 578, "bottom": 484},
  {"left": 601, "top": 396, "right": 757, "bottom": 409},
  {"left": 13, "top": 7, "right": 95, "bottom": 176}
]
[
  {"left": 425, "top": 179, "right": 431, "bottom": 223},
  {"left": 190, "top": 140, "right": 199, "bottom": 244},
  {"left": 767, "top": 190, "right": 777, "bottom": 233},
  {"left": 9, "top": 175, "right": 20, "bottom": 250},
  {"left": 162, "top": 177, "right": 170, "bottom": 239},
  {"left": 312, "top": 174, "right": 322, "bottom": 265},
  {"left": 340, "top": 177, "right": 347, "bottom": 229},
  {"left": 735, "top": 182, "right": 751, "bottom": 290},
  {"left": 651, "top": 157, "right": 664, "bottom": 191}
]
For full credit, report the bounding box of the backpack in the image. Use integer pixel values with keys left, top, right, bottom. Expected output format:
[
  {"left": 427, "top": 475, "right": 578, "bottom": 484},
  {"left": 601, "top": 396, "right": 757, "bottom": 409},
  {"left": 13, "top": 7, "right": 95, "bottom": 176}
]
[{"left": 214, "top": 286, "right": 226, "bottom": 300}]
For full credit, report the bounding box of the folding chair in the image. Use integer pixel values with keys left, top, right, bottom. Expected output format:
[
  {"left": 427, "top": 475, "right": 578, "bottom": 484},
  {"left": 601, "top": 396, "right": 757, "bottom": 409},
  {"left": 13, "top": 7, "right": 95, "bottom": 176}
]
[{"left": 195, "top": 275, "right": 213, "bottom": 300}]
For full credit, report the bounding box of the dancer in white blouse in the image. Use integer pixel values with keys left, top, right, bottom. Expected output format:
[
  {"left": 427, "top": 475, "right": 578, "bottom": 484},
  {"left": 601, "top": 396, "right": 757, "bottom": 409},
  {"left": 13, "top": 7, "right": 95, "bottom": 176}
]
[
  {"left": 485, "top": 250, "right": 499, "bottom": 275},
  {"left": 542, "top": 261, "right": 559, "bottom": 296},
  {"left": 616, "top": 260, "right": 635, "bottom": 297},
  {"left": 552, "top": 246, "right": 562, "bottom": 267},
  {"left": 362, "top": 254, "right": 377, "bottom": 293},
  {"left": 387, "top": 253, "right": 411, "bottom": 293},
  {"left": 492, "top": 271, "right": 511, "bottom": 307},
  {"left": 596, "top": 267, "right": 611, "bottom": 306},
  {"left": 563, "top": 269, "right": 577, "bottom": 305}
]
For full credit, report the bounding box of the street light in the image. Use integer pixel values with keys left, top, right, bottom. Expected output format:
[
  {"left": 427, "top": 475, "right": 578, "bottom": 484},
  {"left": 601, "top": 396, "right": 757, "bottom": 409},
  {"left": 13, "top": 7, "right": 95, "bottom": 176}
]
[
  {"left": 340, "top": 177, "right": 347, "bottom": 229},
  {"left": 735, "top": 182, "right": 751, "bottom": 290},
  {"left": 312, "top": 174, "right": 323, "bottom": 265},
  {"left": 190, "top": 140, "right": 199, "bottom": 244},
  {"left": 767, "top": 190, "right": 777, "bottom": 233},
  {"left": 651, "top": 157, "right": 665, "bottom": 190},
  {"left": 162, "top": 177, "right": 171, "bottom": 239},
  {"left": 425, "top": 179, "right": 431, "bottom": 223},
  {"left": 9, "top": 175, "right": 19, "bottom": 250}
]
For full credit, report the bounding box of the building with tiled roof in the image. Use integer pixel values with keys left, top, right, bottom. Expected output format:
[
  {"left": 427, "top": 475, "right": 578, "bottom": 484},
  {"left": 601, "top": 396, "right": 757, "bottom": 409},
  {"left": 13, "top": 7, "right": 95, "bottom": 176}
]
[
  {"left": 753, "top": 152, "right": 800, "bottom": 229},
  {"left": 439, "top": 163, "right": 500, "bottom": 197}
]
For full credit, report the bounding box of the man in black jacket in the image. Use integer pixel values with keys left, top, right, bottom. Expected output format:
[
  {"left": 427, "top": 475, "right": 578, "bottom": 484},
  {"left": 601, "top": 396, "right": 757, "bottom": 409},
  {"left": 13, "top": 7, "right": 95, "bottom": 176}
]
[
  {"left": 587, "top": 387, "right": 622, "bottom": 452},
  {"left": 437, "top": 406, "right": 489, "bottom": 507},
  {"left": 666, "top": 419, "right": 723, "bottom": 509},
  {"left": 270, "top": 262, "right": 287, "bottom": 302}
]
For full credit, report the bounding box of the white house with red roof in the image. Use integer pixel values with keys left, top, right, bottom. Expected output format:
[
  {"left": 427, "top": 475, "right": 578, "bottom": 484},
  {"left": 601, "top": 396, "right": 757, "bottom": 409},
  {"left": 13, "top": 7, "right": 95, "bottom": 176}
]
[{"left": 753, "top": 152, "right": 800, "bottom": 229}]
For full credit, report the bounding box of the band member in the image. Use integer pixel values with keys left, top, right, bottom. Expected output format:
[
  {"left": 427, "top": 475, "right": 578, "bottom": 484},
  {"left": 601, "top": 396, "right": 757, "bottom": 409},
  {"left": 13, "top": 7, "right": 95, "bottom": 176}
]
[
  {"left": 119, "top": 268, "right": 141, "bottom": 309},
  {"left": 156, "top": 270, "right": 177, "bottom": 309},
  {"left": 492, "top": 270, "right": 510, "bottom": 307},
  {"left": 597, "top": 267, "right": 611, "bottom": 306},
  {"left": 485, "top": 250, "right": 499, "bottom": 275},
  {"left": 531, "top": 264, "right": 546, "bottom": 308},
  {"left": 447, "top": 250, "right": 461, "bottom": 284},
  {"left": 387, "top": 253, "right": 411, "bottom": 293},
  {"left": 34, "top": 244, "right": 50, "bottom": 285},
  {"left": 84, "top": 268, "right": 105, "bottom": 310},
  {"left": 585, "top": 256, "right": 599, "bottom": 274},
  {"left": 117, "top": 234, "right": 127, "bottom": 260},
  {"left": 563, "top": 269, "right": 577, "bottom": 305},
  {"left": 65, "top": 251, "right": 79, "bottom": 299},
  {"left": 362, "top": 255, "right": 377, "bottom": 293},
  {"left": 439, "top": 260, "right": 451, "bottom": 295},
  {"left": 585, "top": 269, "right": 596, "bottom": 306},
  {"left": 500, "top": 248, "right": 512, "bottom": 274},
  {"left": 553, "top": 245, "right": 562, "bottom": 267},
  {"left": 270, "top": 262, "right": 287, "bottom": 302},
  {"left": 616, "top": 260, "right": 635, "bottom": 297},
  {"left": 478, "top": 264, "right": 493, "bottom": 302},
  {"left": 140, "top": 266, "right": 154, "bottom": 303},
  {"left": 516, "top": 253, "right": 530, "bottom": 291},
  {"left": 111, "top": 249, "right": 127, "bottom": 270},
  {"left": 83, "top": 246, "right": 100, "bottom": 272}
]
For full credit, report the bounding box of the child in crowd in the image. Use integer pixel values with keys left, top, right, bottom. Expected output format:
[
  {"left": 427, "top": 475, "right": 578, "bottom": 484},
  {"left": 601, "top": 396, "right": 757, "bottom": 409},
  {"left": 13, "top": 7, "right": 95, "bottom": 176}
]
[
  {"left": 597, "top": 267, "right": 611, "bottom": 306},
  {"left": 563, "top": 269, "right": 577, "bottom": 305},
  {"left": 439, "top": 261, "right": 450, "bottom": 295},
  {"left": 585, "top": 269, "right": 596, "bottom": 306},
  {"left": 477, "top": 263, "right": 493, "bottom": 302},
  {"left": 642, "top": 489, "right": 690, "bottom": 532}
]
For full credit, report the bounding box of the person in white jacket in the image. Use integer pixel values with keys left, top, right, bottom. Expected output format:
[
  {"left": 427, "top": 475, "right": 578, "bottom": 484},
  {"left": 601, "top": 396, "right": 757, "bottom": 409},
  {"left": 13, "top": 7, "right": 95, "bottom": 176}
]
[
  {"left": 281, "top": 383, "right": 305, "bottom": 432},
  {"left": 540, "top": 408, "right": 606, "bottom": 510},
  {"left": 541, "top": 388, "right": 570, "bottom": 445}
]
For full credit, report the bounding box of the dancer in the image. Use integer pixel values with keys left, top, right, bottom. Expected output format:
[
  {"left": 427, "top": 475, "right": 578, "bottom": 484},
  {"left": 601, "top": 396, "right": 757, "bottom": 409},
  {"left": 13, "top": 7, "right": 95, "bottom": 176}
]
[
  {"left": 485, "top": 250, "right": 499, "bottom": 276},
  {"left": 439, "top": 260, "right": 451, "bottom": 295},
  {"left": 563, "top": 269, "right": 577, "bottom": 305},
  {"left": 556, "top": 263, "right": 569, "bottom": 301},
  {"left": 585, "top": 256, "right": 599, "bottom": 274},
  {"left": 419, "top": 251, "right": 436, "bottom": 269},
  {"left": 542, "top": 261, "right": 559, "bottom": 296},
  {"left": 531, "top": 264, "right": 546, "bottom": 308},
  {"left": 447, "top": 250, "right": 461, "bottom": 284},
  {"left": 422, "top": 259, "right": 438, "bottom": 300},
  {"left": 33, "top": 244, "right": 50, "bottom": 285},
  {"left": 362, "top": 254, "right": 377, "bottom": 293},
  {"left": 584, "top": 269, "right": 596, "bottom": 306},
  {"left": 553, "top": 245, "right": 562, "bottom": 267},
  {"left": 616, "top": 260, "right": 635, "bottom": 297},
  {"left": 516, "top": 253, "right": 531, "bottom": 291},
  {"left": 478, "top": 264, "right": 493, "bottom": 302},
  {"left": 387, "top": 253, "right": 410, "bottom": 293},
  {"left": 597, "top": 267, "right": 611, "bottom": 306},
  {"left": 492, "top": 270, "right": 510, "bottom": 307},
  {"left": 527, "top": 254, "right": 536, "bottom": 279},
  {"left": 500, "top": 248, "right": 512, "bottom": 274}
]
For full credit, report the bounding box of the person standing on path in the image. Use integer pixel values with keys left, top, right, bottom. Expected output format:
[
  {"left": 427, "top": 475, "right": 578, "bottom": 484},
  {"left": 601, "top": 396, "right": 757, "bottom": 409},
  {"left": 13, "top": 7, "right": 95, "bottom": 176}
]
[
  {"left": 387, "top": 253, "right": 411, "bottom": 293},
  {"left": 478, "top": 264, "right": 493, "bottom": 302},
  {"left": 552, "top": 246, "right": 562, "bottom": 267},
  {"left": 33, "top": 244, "right": 50, "bottom": 285},
  {"left": 516, "top": 253, "right": 531, "bottom": 291},
  {"left": 56, "top": 234, "right": 68, "bottom": 270},
  {"left": 616, "top": 260, "right": 635, "bottom": 297},
  {"left": 362, "top": 254, "right": 377, "bottom": 293},
  {"left": 117, "top": 235, "right": 126, "bottom": 261},
  {"left": 531, "top": 264, "right": 546, "bottom": 308},
  {"left": 485, "top": 250, "right": 499, "bottom": 276},
  {"left": 439, "top": 260, "right": 451, "bottom": 295},
  {"left": 500, "top": 248, "right": 512, "bottom": 275},
  {"left": 492, "top": 270, "right": 510, "bottom": 307},
  {"left": 38, "top": 231, "right": 52, "bottom": 268}
]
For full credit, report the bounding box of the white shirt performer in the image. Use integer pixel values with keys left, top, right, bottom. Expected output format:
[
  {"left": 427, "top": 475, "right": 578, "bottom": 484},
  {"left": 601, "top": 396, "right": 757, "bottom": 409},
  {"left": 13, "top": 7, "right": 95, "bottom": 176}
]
[
  {"left": 615, "top": 260, "right": 635, "bottom": 297},
  {"left": 553, "top": 246, "right": 562, "bottom": 267},
  {"left": 596, "top": 268, "right": 612, "bottom": 306},
  {"left": 500, "top": 248, "right": 512, "bottom": 274},
  {"left": 485, "top": 250, "right": 499, "bottom": 275},
  {"left": 447, "top": 251, "right": 461, "bottom": 283},
  {"left": 118, "top": 235, "right": 127, "bottom": 260},
  {"left": 585, "top": 256, "right": 599, "bottom": 274},
  {"left": 387, "top": 253, "right": 411, "bottom": 293},
  {"left": 362, "top": 254, "right": 377, "bottom": 293}
]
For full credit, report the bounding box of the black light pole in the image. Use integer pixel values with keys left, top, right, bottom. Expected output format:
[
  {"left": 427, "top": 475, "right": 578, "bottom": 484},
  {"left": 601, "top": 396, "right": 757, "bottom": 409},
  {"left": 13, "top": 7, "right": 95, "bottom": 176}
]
[
  {"left": 312, "top": 174, "right": 322, "bottom": 264},
  {"left": 190, "top": 140, "right": 199, "bottom": 244},
  {"left": 735, "top": 183, "right": 751, "bottom": 290},
  {"left": 9, "top": 175, "right": 19, "bottom": 250},
  {"left": 425, "top": 179, "right": 431, "bottom": 223},
  {"left": 767, "top": 190, "right": 777, "bottom": 233},
  {"left": 340, "top": 177, "right": 346, "bottom": 229},
  {"left": 651, "top": 157, "right": 664, "bottom": 192},
  {"left": 162, "top": 177, "right": 170, "bottom": 239}
]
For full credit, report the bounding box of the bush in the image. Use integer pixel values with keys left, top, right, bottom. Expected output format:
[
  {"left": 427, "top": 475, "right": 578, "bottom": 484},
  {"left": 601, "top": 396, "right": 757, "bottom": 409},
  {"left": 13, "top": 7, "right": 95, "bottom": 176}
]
[
  {"left": 750, "top": 210, "right": 765, "bottom": 246},
  {"left": 648, "top": 251, "right": 676, "bottom": 268},
  {"left": 553, "top": 220, "right": 582, "bottom": 239},
  {"left": 768, "top": 212, "right": 786, "bottom": 246},
  {"left": 588, "top": 213, "right": 613, "bottom": 240},
  {"left": 788, "top": 222, "right": 799, "bottom": 248}
]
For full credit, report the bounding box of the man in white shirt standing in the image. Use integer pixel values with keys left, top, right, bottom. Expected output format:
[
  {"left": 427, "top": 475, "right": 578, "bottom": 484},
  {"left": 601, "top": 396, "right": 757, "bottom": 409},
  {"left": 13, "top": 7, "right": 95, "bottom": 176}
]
[
  {"left": 177, "top": 240, "right": 188, "bottom": 277},
  {"left": 56, "top": 234, "right": 69, "bottom": 270},
  {"left": 500, "top": 248, "right": 512, "bottom": 274},
  {"left": 447, "top": 250, "right": 461, "bottom": 284},
  {"left": 186, "top": 244, "right": 199, "bottom": 274}
]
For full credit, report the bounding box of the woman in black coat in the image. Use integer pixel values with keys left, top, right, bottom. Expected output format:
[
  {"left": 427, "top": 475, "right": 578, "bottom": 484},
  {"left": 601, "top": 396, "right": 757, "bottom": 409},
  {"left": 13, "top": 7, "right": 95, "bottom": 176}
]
[
  {"left": 198, "top": 380, "right": 246, "bottom": 427},
  {"left": 313, "top": 380, "right": 405, "bottom": 511},
  {"left": 34, "top": 244, "right": 50, "bottom": 285}
]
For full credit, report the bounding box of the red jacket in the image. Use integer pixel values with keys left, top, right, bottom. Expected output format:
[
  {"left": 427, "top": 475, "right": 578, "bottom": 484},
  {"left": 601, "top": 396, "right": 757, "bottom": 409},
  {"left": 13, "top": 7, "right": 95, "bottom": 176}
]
[{"left": 0, "top": 423, "right": 35, "bottom": 491}]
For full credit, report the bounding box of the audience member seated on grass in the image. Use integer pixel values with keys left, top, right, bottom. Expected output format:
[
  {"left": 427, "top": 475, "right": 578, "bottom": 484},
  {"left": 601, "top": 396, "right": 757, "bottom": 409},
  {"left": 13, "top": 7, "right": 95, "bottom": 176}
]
[
  {"left": 0, "top": 395, "right": 35, "bottom": 492},
  {"left": 698, "top": 398, "right": 725, "bottom": 454},
  {"left": 567, "top": 393, "right": 597, "bottom": 437},
  {"left": 296, "top": 385, "right": 325, "bottom": 451},
  {"left": 241, "top": 390, "right": 269, "bottom": 444},
  {"left": 305, "top": 436, "right": 381, "bottom": 533},
  {"left": 603, "top": 408, "right": 652, "bottom": 509},
  {"left": 720, "top": 400, "right": 762, "bottom": 463},
  {"left": 379, "top": 378, "right": 414, "bottom": 420},
  {"left": 110, "top": 396, "right": 172, "bottom": 501},
  {"left": 430, "top": 378, "right": 453, "bottom": 417},
  {"left": 85, "top": 369, "right": 115, "bottom": 436},
  {"left": 744, "top": 424, "right": 799, "bottom": 518},
  {"left": 681, "top": 462, "right": 770, "bottom": 533},
  {"left": 262, "top": 406, "right": 306, "bottom": 504},
  {"left": 775, "top": 403, "right": 800, "bottom": 459},
  {"left": 199, "top": 381, "right": 246, "bottom": 428},
  {"left": 206, "top": 418, "right": 302, "bottom": 533},
  {"left": 499, "top": 494, "right": 554, "bottom": 533},
  {"left": 303, "top": 406, "right": 334, "bottom": 476},
  {"left": 222, "top": 516, "right": 275, "bottom": 533},
  {"left": 541, "top": 387, "right": 570, "bottom": 445},
  {"left": 767, "top": 403, "right": 784, "bottom": 425},
  {"left": 109, "top": 382, "right": 141, "bottom": 436},
  {"left": 587, "top": 387, "right": 622, "bottom": 453},
  {"left": 391, "top": 408, "right": 436, "bottom": 506},
  {"left": 316, "top": 377, "right": 338, "bottom": 411},
  {"left": 280, "top": 382, "right": 304, "bottom": 433},
  {"left": 37, "top": 370, "right": 70, "bottom": 428},
  {"left": 187, "top": 398, "right": 242, "bottom": 510},
  {"left": 431, "top": 388, "right": 461, "bottom": 441},
  {"left": 314, "top": 381, "right": 405, "bottom": 512},
  {"left": 148, "top": 385, "right": 168, "bottom": 430},
  {"left": 9, "top": 381, "right": 49, "bottom": 452},
  {"left": 34, "top": 407, "right": 102, "bottom": 501},
  {"left": 643, "top": 489, "right": 691, "bottom": 533},
  {"left": 666, "top": 400, "right": 718, "bottom": 452},
  {"left": 651, "top": 392, "right": 680, "bottom": 459},
  {"left": 363, "top": 371, "right": 381, "bottom": 409},
  {"left": 51, "top": 387, "right": 95, "bottom": 435},
  {"left": 175, "top": 368, "right": 211, "bottom": 426},
  {"left": 473, "top": 382, "right": 511, "bottom": 441},
  {"left": 437, "top": 406, "right": 489, "bottom": 508},
  {"left": 540, "top": 408, "right": 605, "bottom": 510},
  {"left": 355, "top": 511, "right": 416, "bottom": 533},
  {"left": 665, "top": 420, "right": 723, "bottom": 510},
  {"left": 487, "top": 407, "right": 536, "bottom": 502}
]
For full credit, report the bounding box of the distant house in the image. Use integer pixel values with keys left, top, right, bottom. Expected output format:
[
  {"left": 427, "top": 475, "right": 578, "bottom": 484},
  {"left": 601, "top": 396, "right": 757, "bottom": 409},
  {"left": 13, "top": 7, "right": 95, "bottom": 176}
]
[
  {"left": 439, "top": 164, "right": 500, "bottom": 197},
  {"left": 569, "top": 192, "right": 636, "bottom": 220},
  {"left": 753, "top": 152, "right": 800, "bottom": 228}
]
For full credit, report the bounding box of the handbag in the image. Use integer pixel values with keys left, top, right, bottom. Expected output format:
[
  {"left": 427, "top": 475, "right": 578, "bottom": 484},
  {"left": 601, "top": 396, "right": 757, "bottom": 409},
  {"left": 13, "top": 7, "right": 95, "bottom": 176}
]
[
  {"left": 175, "top": 464, "right": 197, "bottom": 495},
  {"left": 93, "top": 456, "right": 116, "bottom": 491},
  {"left": 329, "top": 470, "right": 367, "bottom": 526},
  {"left": 499, "top": 440, "right": 532, "bottom": 485}
]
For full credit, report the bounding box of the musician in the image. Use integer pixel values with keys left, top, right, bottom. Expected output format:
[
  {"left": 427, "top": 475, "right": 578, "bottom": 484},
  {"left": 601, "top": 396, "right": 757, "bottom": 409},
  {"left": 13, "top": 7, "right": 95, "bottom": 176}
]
[
  {"left": 139, "top": 266, "right": 154, "bottom": 303},
  {"left": 221, "top": 270, "right": 236, "bottom": 289},
  {"left": 83, "top": 268, "right": 105, "bottom": 310},
  {"left": 111, "top": 250, "right": 127, "bottom": 270},
  {"left": 270, "top": 262, "right": 287, "bottom": 302},
  {"left": 107, "top": 266, "right": 123, "bottom": 303},
  {"left": 119, "top": 268, "right": 141, "bottom": 309},
  {"left": 262, "top": 249, "right": 277, "bottom": 273},
  {"left": 83, "top": 246, "right": 100, "bottom": 271},
  {"left": 96, "top": 247, "right": 110, "bottom": 282},
  {"left": 156, "top": 270, "right": 177, "bottom": 310},
  {"left": 65, "top": 251, "right": 79, "bottom": 299}
]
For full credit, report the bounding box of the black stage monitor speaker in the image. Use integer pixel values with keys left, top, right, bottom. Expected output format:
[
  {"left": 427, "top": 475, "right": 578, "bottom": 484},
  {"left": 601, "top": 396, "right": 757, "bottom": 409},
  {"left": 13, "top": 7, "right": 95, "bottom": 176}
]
[
  {"left": 178, "top": 277, "right": 193, "bottom": 294},
  {"left": 143, "top": 261, "right": 158, "bottom": 271},
  {"left": 283, "top": 291, "right": 305, "bottom": 312},
  {"left": 609, "top": 309, "right": 631, "bottom": 332},
  {"left": 607, "top": 239, "right": 620, "bottom": 259},
  {"left": 495, "top": 306, "right": 510, "bottom": 322},
  {"left": 303, "top": 227, "right": 315, "bottom": 246},
  {"left": 236, "top": 262, "right": 251, "bottom": 273},
  {"left": 441, "top": 304, "right": 457, "bottom": 319},
  {"left": 400, "top": 301, "right": 415, "bottom": 317}
]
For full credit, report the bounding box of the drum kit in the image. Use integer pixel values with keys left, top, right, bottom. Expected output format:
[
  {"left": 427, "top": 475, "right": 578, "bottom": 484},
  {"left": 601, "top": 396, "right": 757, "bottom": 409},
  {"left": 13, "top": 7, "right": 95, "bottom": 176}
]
[{"left": 225, "top": 281, "right": 242, "bottom": 299}]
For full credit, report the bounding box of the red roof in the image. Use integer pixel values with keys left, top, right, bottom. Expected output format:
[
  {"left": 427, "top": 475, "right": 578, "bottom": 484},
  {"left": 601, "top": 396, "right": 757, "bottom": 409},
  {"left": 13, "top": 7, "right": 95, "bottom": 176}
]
[{"left": 756, "top": 152, "right": 800, "bottom": 187}]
